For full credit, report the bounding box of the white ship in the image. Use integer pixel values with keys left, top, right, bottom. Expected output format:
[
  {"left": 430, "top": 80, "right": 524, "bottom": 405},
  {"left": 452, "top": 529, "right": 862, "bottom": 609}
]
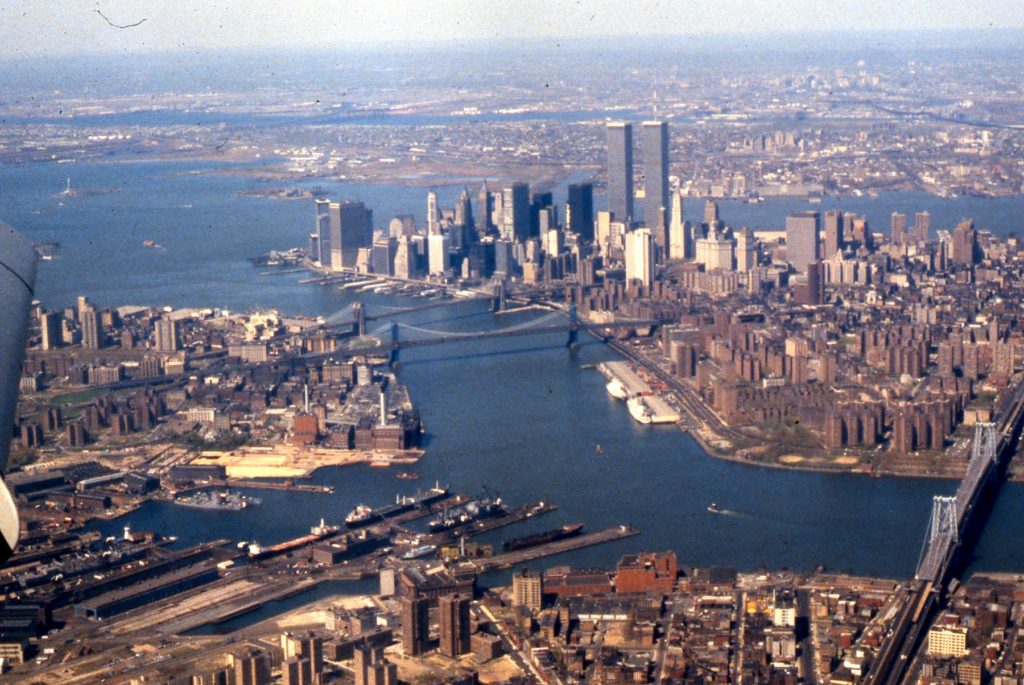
[
  {"left": 627, "top": 396, "right": 653, "bottom": 424},
  {"left": 606, "top": 378, "right": 629, "bottom": 400}
]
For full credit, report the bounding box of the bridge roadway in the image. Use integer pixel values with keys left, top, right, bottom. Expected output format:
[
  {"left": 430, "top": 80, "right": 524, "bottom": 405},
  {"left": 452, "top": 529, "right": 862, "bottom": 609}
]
[{"left": 867, "top": 379, "right": 1024, "bottom": 685}]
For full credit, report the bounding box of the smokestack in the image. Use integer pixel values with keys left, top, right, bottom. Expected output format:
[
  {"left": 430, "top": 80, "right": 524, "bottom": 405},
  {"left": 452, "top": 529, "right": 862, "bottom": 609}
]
[
  {"left": 304, "top": 384, "right": 309, "bottom": 413},
  {"left": 379, "top": 391, "right": 388, "bottom": 426}
]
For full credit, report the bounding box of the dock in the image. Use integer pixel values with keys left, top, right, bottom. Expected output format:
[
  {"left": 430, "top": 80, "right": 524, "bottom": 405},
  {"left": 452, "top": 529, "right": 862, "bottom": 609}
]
[{"left": 468, "top": 526, "right": 639, "bottom": 573}]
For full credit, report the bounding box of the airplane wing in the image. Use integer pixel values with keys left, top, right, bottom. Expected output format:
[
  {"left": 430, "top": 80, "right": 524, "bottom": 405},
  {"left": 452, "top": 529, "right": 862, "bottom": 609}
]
[{"left": 0, "top": 223, "right": 38, "bottom": 564}]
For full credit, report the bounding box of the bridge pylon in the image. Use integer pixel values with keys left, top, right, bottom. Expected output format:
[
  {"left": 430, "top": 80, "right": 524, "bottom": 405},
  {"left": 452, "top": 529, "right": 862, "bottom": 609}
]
[
  {"left": 491, "top": 281, "right": 507, "bottom": 313},
  {"left": 388, "top": 322, "right": 400, "bottom": 366},
  {"left": 566, "top": 303, "right": 579, "bottom": 350},
  {"left": 972, "top": 421, "right": 998, "bottom": 464},
  {"left": 353, "top": 302, "right": 366, "bottom": 337}
]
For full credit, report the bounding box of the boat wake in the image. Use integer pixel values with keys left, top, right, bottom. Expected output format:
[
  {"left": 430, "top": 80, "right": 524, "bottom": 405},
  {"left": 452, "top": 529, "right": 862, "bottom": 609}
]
[{"left": 707, "top": 503, "right": 747, "bottom": 518}]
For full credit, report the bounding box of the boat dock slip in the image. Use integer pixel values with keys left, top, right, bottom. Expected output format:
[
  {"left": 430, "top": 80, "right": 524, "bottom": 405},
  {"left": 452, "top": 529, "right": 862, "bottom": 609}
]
[{"left": 468, "top": 526, "right": 640, "bottom": 573}]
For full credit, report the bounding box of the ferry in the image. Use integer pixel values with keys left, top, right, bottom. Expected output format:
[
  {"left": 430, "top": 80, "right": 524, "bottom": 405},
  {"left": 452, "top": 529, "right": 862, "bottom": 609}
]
[
  {"left": 627, "top": 396, "right": 654, "bottom": 424},
  {"left": 606, "top": 379, "right": 629, "bottom": 400}
]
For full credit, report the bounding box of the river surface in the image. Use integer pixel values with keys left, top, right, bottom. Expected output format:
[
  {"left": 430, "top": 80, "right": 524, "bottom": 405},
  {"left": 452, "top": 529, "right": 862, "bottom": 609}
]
[{"left": 3, "top": 158, "right": 1024, "bottom": 582}]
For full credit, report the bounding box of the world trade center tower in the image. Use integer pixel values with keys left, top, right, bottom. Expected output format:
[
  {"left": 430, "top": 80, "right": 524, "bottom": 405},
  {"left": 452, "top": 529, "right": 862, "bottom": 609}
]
[
  {"left": 606, "top": 122, "right": 633, "bottom": 224},
  {"left": 643, "top": 120, "right": 669, "bottom": 250}
]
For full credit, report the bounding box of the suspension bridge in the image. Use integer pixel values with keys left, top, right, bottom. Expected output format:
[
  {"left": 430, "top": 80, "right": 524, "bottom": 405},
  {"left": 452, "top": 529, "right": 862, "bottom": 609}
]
[
  {"left": 867, "top": 377, "right": 1024, "bottom": 685},
  {"left": 317, "top": 298, "right": 667, "bottom": 365}
]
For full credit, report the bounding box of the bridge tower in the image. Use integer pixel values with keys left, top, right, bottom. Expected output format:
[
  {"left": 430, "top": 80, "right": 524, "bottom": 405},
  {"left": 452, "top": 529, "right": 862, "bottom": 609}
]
[
  {"left": 927, "top": 495, "right": 959, "bottom": 546},
  {"left": 491, "top": 281, "right": 507, "bottom": 313},
  {"left": 972, "top": 421, "right": 998, "bottom": 463},
  {"left": 388, "top": 322, "right": 400, "bottom": 367},
  {"left": 353, "top": 302, "right": 367, "bottom": 337},
  {"left": 566, "top": 303, "right": 579, "bottom": 350}
]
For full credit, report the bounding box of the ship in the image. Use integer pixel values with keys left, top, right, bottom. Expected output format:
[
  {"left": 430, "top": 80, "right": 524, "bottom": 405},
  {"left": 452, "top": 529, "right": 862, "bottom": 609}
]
[
  {"left": 248, "top": 519, "right": 340, "bottom": 560},
  {"left": 502, "top": 523, "right": 583, "bottom": 552},
  {"left": 428, "top": 496, "right": 506, "bottom": 533},
  {"left": 345, "top": 504, "right": 373, "bottom": 526},
  {"left": 605, "top": 378, "right": 629, "bottom": 400},
  {"left": 346, "top": 484, "right": 449, "bottom": 529},
  {"left": 627, "top": 396, "right": 654, "bottom": 424},
  {"left": 174, "top": 490, "right": 260, "bottom": 511},
  {"left": 400, "top": 544, "right": 437, "bottom": 560}
]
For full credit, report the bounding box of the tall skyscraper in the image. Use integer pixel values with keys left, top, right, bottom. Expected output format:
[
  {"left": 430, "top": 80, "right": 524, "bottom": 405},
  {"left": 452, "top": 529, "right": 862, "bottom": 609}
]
[
  {"left": 426, "top": 191, "right": 440, "bottom": 235},
  {"left": 703, "top": 200, "right": 720, "bottom": 229},
  {"left": 566, "top": 182, "right": 594, "bottom": 241},
  {"left": 401, "top": 596, "right": 430, "bottom": 656},
  {"left": 155, "top": 317, "right": 179, "bottom": 353},
  {"left": 606, "top": 122, "right": 634, "bottom": 223},
  {"left": 438, "top": 594, "right": 471, "bottom": 658},
  {"left": 824, "top": 209, "right": 843, "bottom": 257},
  {"left": 785, "top": 211, "right": 820, "bottom": 273},
  {"left": 39, "top": 311, "right": 62, "bottom": 351},
  {"left": 319, "top": 200, "right": 373, "bottom": 270},
  {"left": 891, "top": 212, "right": 906, "bottom": 245},
  {"left": 529, "top": 191, "right": 554, "bottom": 239},
  {"left": 478, "top": 182, "right": 494, "bottom": 235},
  {"left": 314, "top": 199, "right": 331, "bottom": 265},
  {"left": 668, "top": 189, "right": 687, "bottom": 260},
  {"left": 642, "top": 121, "right": 670, "bottom": 250},
  {"left": 915, "top": 211, "right": 931, "bottom": 242},
  {"left": 736, "top": 227, "right": 756, "bottom": 272},
  {"left": 454, "top": 187, "right": 474, "bottom": 237},
  {"left": 952, "top": 220, "right": 978, "bottom": 265},
  {"left": 500, "top": 182, "right": 530, "bottom": 243},
  {"left": 428, "top": 233, "right": 449, "bottom": 275},
  {"left": 624, "top": 228, "right": 654, "bottom": 288},
  {"left": 80, "top": 305, "right": 101, "bottom": 350}
]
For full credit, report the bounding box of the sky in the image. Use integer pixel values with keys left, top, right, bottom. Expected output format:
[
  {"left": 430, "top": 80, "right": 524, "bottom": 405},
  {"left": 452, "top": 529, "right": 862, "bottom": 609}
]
[{"left": 0, "top": 0, "right": 1021, "bottom": 57}]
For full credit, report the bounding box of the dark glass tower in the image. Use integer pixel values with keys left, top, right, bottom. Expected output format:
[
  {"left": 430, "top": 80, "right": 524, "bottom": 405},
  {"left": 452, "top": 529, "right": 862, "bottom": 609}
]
[{"left": 567, "top": 182, "right": 594, "bottom": 241}]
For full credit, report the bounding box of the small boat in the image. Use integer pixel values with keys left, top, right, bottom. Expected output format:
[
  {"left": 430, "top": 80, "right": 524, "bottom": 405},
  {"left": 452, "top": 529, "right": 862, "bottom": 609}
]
[
  {"left": 707, "top": 503, "right": 722, "bottom": 514},
  {"left": 595, "top": 444, "right": 604, "bottom": 456},
  {"left": 396, "top": 471, "right": 420, "bottom": 480}
]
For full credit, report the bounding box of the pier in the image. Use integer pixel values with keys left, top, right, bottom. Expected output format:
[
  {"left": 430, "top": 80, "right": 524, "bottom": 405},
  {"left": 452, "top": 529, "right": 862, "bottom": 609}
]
[{"left": 467, "top": 526, "right": 640, "bottom": 573}]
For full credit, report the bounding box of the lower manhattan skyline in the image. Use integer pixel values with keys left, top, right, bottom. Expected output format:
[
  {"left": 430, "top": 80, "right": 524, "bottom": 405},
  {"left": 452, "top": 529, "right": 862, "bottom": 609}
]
[{"left": 2, "top": 5, "right": 1024, "bottom": 684}]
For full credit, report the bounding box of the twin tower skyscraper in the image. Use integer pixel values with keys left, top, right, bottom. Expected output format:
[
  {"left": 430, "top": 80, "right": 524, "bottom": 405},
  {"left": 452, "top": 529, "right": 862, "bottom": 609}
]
[{"left": 606, "top": 120, "right": 670, "bottom": 247}]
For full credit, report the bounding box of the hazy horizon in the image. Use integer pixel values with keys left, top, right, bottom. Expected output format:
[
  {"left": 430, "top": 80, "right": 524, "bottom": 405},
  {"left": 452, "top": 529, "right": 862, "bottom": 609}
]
[{"left": 2, "top": 1, "right": 1024, "bottom": 57}]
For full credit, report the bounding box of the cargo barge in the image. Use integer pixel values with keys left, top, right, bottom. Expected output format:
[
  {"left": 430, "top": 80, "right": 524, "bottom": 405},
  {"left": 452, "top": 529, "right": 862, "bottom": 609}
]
[
  {"left": 248, "top": 519, "right": 339, "bottom": 560},
  {"left": 503, "top": 523, "right": 584, "bottom": 552}
]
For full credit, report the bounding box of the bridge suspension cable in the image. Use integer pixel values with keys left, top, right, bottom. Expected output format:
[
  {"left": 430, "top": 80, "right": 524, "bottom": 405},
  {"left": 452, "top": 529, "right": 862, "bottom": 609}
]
[{"left": 387, "top": 311, "right": 566, "bottom": 340}]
